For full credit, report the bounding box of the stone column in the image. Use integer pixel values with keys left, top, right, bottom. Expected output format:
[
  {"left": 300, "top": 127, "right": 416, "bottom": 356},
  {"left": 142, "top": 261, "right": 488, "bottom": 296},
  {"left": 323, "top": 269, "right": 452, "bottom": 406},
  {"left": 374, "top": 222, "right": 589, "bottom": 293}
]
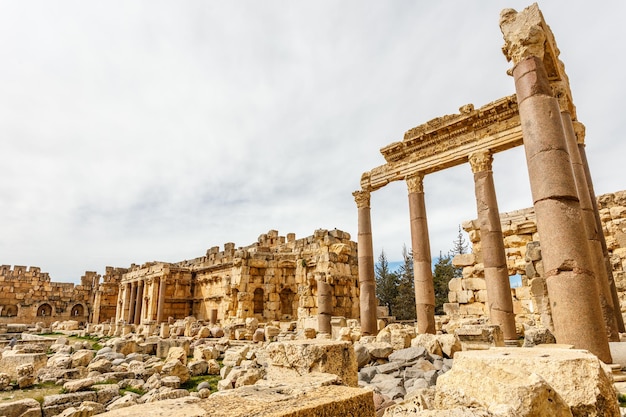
[
  {"left": 406, "top": 173, "right": 435, "bottom": 334},
  {"left": 317, "top": 276, "right": 332, "bottom": 334},
  {"left": 115, "top": 285, "right": 124, "bottom": 322},
  {"left": 353, "top": 189, "right": 378, "bottom": 336},
  {"left": 134, "top": 280, "right": 144, "bottom": 325},
  {"left": 128, "top": 282, "right": 137, "bottom": 326},
  {"left": 156, "top": 275, "right": 167, "bottom": 323},
  {"left": 500, "top": 6, "right": 611, "bottom": 362},
  {"left": 92, "top": 290, "right": 101, "bottom": 324},
  {"left": 121, "top": 283, "right": 131, "bottom": 323},
  {"left": 576, "top": 127, "right": 626, "bottom": 332},
  {"left": 468, "top": 150, "right": 517, "bottom": 341},
  {"left": 559, "top": 112, "right": 619, "bottom": 341}
]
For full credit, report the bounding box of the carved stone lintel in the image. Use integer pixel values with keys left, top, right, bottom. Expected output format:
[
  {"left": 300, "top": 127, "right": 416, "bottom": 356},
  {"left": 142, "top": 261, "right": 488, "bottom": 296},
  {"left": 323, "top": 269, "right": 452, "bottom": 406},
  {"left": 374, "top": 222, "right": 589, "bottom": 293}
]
[
  {"left": 573, "top": 121, "right": 586, "bottom": 145},
  {"left": 469, "top": 150, "right": 493, "bottom": 174},
  {"left": 353, "top": 190, "right": 371, "bottom": 209},
  {"left": 406, "top": 173, "right": 424, "bottom": 194}
]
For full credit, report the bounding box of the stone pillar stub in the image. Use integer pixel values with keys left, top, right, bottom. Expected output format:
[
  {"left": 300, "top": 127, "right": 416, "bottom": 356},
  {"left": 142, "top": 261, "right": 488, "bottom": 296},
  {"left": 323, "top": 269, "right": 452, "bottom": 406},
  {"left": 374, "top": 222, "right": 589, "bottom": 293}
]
[
  {"left": 317, "top": 277, "right": 332, "bottom": 334},
  {"left": 353, "top": 190, "right": 378, "bottom": 336},
  {"left": 406, "top": 173, "right": 435, "bottom": 334},
  {"left": 468, "top": 150, "right": 517, "bottom": 340},
  {"left": 502, "top": 39, "right": 611, "bottom": 361}
]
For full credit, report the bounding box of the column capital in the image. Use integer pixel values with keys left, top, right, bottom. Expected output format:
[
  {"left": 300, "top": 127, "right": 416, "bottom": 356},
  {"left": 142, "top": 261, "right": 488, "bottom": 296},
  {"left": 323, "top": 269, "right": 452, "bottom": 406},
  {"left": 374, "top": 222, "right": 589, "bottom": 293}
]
[
  {"left": 405, "top": 173, "right": 424, "bottom": 193},
  {"left": 352, "top": 190, "right": 371, "bottom": 209},
  {"left": 500, "top": 5, "right": 546, "bottom": 66},
  {"left": 469, "top": 150, "right": 493, "bottom": 174},
  {"left": 573, "top": 121, "right": 586, "bottom": 145}
]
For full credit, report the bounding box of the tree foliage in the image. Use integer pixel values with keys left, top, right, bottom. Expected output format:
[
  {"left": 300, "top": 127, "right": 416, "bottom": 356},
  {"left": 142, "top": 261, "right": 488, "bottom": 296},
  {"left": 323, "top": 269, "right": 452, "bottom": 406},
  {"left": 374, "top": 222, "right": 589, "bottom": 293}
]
[
  {"left": 433, "top": 226, "right": 468, "bottom": 314},
  {"left": 375, "top": 250, "right": 398, "bottom": 316},
  {"left": 391, "top": 245, "right": 416, "bottom": 321}
]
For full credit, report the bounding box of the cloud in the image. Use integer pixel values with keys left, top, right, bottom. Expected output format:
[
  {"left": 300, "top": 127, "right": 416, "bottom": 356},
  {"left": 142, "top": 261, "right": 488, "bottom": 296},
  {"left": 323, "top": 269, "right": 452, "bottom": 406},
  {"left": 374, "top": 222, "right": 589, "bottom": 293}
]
[{"left": 1, "top": 1, "right": 624, "bottom": 282}]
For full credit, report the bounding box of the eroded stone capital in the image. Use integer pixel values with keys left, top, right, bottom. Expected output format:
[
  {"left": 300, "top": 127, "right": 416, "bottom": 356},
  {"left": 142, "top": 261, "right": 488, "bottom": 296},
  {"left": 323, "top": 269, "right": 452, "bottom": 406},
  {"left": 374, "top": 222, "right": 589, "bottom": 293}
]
[
  {"left": 406, "top": 173, "right": 424, "bottom": 194},
  {"left": 573, "top": 121, "right": 586, "bottom": 145},
  {"left": 352, "top": 190, "right": 371, "bottom": 209},
  {"left": 469, "top": 150, "right": 493, "bottom": 174},
  {"left": 500, "top": 5, "right": 546, "bottom": 65}
]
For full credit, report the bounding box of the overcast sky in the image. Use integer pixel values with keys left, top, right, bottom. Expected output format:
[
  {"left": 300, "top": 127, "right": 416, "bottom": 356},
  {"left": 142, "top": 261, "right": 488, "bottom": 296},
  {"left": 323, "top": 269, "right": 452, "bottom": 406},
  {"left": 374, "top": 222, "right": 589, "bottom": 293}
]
[{"left": 1, "top": 1, "right": 625, "bottom": 283}]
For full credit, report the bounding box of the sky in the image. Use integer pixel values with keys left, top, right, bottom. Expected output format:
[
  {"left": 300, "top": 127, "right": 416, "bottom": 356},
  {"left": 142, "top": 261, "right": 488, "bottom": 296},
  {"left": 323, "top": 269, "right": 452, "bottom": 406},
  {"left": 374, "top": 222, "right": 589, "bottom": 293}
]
[{"left": 1, "top": 1, "right": 625, "bottom": 284}]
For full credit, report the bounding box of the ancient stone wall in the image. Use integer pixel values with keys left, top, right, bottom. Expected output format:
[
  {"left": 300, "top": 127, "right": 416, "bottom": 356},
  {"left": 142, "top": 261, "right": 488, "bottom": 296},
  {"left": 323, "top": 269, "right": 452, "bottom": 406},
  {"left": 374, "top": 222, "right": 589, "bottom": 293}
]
[
  {"left": 0, "top": 265, "right": 94, "bottom": 326},
  {"left": 446, "top": 190, "right": 626, "bottom": 330},
  {"left": 114, "top": 228, "right": 360, "bottom": 327}
]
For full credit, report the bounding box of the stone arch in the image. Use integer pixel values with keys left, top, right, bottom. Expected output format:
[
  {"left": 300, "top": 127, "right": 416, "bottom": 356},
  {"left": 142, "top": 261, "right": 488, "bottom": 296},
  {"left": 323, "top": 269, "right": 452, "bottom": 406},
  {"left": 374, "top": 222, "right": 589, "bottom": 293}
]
[
  {"left": 279, "top": 288, "right": 294, "bottom": 318},
  {"left": 253, "top": 288, "right": 264, "bottom": 314},
  {"left": 70, "top": 304, "right": 85, "bottom": 317},
  {"left": 37, "top": 303, "right": 53, "bottom": 317}
]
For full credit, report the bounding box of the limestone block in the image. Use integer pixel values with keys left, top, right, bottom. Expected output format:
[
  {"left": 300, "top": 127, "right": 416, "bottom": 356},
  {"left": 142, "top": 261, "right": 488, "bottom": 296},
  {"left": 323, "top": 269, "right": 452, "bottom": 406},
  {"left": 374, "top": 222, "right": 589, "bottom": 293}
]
[
  {"left": 0, "top": 352, "right": 47, "bottom": 380},
  {"left": 448, "top": 278, "right": 463, "bottom": 292},
  {"left": 475, "top": 290, "right": 488, "bottom": 303},
  {"left": 464, "top": 278, "right": 486, "bottom": 291},
  {"left": 439, "top": 348, "right": 619, "bottom": 417},
  {"left": 610, "top": 206, "right": 626, "bottom": 220},
  {"left": 448, "top": 291, "right": 458, "bottom": 303},
  {"left": 452, "top": 254, "right": 476, "bottom": 267},
  {"left": 456, "top": 290, "right": 475, "bottom": 304},
  {"left": 265, "top": 340, "right": 357, "bottom": 387},
  {"left": 63, "top": 377, "right": 95, "bottom": 393},
  {"left": 434, "top": 353, "right": 572, "bottom": 416},
  {"left": 0, "top": 398, "right": 42, "bottom": 417},
  {"left": 390, "top": 328, "right": 415, "bottom": 350},
  {"left": 454, "top": 325, "right": 504, "bottom": 350},
  {"left": 70, "top": 349, "right": 95, "bottom": 368},
  {"left": 161, "top": 359, "right": 190, "bottom": 384}
]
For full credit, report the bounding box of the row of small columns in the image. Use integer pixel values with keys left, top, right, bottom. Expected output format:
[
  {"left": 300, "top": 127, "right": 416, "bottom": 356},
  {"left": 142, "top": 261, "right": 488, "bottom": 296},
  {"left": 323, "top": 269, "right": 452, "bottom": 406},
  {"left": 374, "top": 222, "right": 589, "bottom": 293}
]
[{"left": 116, "top": 276, "right": 168, "bottom": 324}]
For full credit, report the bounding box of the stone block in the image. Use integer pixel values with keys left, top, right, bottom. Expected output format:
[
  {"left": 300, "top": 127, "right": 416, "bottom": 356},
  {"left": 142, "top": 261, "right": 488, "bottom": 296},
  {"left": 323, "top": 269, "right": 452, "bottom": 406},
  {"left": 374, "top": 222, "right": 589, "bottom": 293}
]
[
  {"left": 463, "top": 278, "right": 486, "bottom": 291},
  {"left": 452, "top": 253, "right": 475, "bottom": 267},
  {"left": 0, "top": 352, "right": 47, "bottom": 381},
  {"left": 265, "top": 340, "right": 357, "bottom": 387},
  {"left": 437, "top": 348, "right": 619, "bottom": 417},
  {"left": 454, "top": 324, "right": 504, "bottom": 350}
]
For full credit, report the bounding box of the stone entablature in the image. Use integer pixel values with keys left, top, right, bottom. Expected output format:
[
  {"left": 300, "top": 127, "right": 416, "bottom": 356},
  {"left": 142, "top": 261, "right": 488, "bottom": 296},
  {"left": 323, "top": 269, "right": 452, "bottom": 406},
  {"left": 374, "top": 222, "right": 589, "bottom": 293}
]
[
  {"left": 113, "top": 229, "right": 360, "bottom": 327},
  {"left": 361, "top": 95, "right": 522, "bottom": 191},
  {"left": 446, "top": 190, "right": 626, "bottom": 330},
  {"left": 0, "top": 265, "right": 94, "bottom": 325}
]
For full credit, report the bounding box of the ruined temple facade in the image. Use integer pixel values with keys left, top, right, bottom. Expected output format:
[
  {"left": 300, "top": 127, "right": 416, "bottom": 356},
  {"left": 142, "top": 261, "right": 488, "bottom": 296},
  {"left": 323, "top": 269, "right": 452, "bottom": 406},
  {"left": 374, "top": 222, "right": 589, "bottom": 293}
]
[
  {"left": 447, "top": 190, "right": 626, "bottom": 332},
  {"left": 113, "top": 229, "right": 360, "bottom": 327},
  {"left": 0, "top": 266, "right": 94, "bottom": 325}
]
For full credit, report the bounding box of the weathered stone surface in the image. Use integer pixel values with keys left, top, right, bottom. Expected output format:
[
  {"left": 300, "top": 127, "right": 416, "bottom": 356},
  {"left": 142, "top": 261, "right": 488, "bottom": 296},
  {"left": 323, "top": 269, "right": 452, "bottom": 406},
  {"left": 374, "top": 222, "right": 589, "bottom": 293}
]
[
  {"left": 0, "top": 352, "right": 47, "bottom": 380},
  {"left": 438, "top": 348, "right": 618, "bottom": 417},
  {"left": 0, "top": 398, "right": 42, "bottom": 417},
  {"left": 63, "top": 377, "right": 96, "bottom": 393},
  {"left": 265, "top": 340, "right": 358, "bottom": 387}
]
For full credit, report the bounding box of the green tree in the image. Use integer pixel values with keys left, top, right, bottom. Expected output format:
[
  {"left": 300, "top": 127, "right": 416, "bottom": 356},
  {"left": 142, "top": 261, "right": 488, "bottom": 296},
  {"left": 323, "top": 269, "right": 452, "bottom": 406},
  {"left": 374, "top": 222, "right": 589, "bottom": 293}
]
[
  {"left": 433, "top": 251, "right": 456, "bottom": 314},
  {"left": 432, "top": 226, "right": 469, "bottom": 314},
  {"left": 392, "top": 245, "right": 416, "bottom": 320},
  {"left": 375, "top": 250, "right": 399, "bottom": 316}
]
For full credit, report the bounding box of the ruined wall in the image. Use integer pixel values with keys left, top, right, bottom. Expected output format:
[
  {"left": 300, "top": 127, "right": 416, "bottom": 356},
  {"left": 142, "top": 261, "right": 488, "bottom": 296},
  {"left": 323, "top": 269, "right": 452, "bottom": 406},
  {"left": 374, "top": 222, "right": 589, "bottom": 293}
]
[
  {"left": 446, "top": 190, "right": 626, "bottom": 330},
  {"left": 114, "top": 228, "right": 360, "bottom": 326},
  {"left": 91, "top": 266, "right": 127, "bottom": 324},
  {"left": 0, "top": 265, "right": 94, "bottom": 325}
]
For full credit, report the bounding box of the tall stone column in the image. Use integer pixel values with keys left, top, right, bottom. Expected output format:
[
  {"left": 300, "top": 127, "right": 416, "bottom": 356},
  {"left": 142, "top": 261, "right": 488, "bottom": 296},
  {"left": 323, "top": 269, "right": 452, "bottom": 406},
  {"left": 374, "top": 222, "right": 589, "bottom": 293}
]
[
  {"left": 501, "top": 6, "right": 611, "bottom": 362},
  {"left": 115, "top": 285, "right": 124, "bottom": 322},
  {"left": 92, "top": 290, "right": 101, "bottom": 324},
  {"left": 134, "top": 280, "right": 144, "bottom": 325},
  {"left": 156, "top": 275, "right": 167, "bottom": 323},
  {"left": 468, "top": 150, "right": 517, "bottom": 341},
  {"left": 576, "top": 127, "right": 626, "bottom": 332},
  {"left": 317, "top": 275, "right": 332, "bottom": 334},
  {"left": 559, "top": 111, "right": 619, "bottom": 341},
  {"left": 128, "top": 282, "right": 137, "bottom": 326},
  {"left": 353, "top": 189, "right": 378, "bottom": 336},
  {"left": 406, "top": 173, "right": 435, "bottom": 334},
  {"left": 121, "top": 283, "right": 131, "bottom": 323}
]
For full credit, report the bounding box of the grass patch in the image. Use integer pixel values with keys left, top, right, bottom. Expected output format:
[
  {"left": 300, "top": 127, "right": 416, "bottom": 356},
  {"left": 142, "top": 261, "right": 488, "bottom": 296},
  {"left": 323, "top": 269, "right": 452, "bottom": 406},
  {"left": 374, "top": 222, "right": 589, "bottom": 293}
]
[
  {"left": 618, "top": 393, "right": 626, "bottom": 407},
  {"left": 181, "top": 375, "right": 221, "bottom": 393},
  {"left": 120, "top": 387, "right": 145, "bottom": 396},
  {"left": 0, "top": 381, "right": 63, "bottom": 404}
]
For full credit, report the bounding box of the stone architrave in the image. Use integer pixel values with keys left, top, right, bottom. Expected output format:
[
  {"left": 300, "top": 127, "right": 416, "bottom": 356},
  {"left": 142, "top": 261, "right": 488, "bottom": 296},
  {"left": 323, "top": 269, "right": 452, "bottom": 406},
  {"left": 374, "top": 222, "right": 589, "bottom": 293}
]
[
  {"left": 353, "top": 190, "right": 378, "bottom": 336},
  {"left": 468, "top": 150, "right": 517, "bottom": 341},
  {"left": 406, "top": 173, "right": 435, "bottom": 334},
  {"left": 500, "top": 4, "right": 611, "bottom": 362},
  {"left": 317, "top": 276, "right": 332, "bottom": 334}
]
